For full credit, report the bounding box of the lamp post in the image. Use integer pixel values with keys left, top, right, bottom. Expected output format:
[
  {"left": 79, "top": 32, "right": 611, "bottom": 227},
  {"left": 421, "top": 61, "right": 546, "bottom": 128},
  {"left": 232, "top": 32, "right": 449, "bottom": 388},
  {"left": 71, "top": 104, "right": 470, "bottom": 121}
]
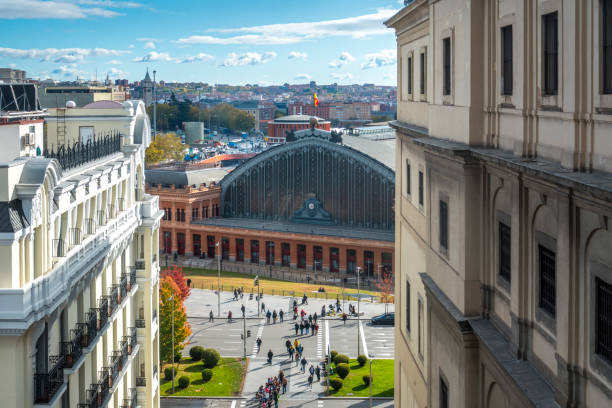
[
  {"left": 243, "top": 305, "right": 247, "bottom": 359},
  {"left": 168, "top": 294, "right": 175, "bottom": 394},
  {"left": 357, "top": 266, "right": 361, "bottom": 356},
  {"left": 216, "top": 241, "right": 221, "bottom": 317},
  {"left": 153, "top": 70, "right": 157, "bottom": 139},
  {"left": 369, "top": 355, "right": 374, "bottom": 408}
]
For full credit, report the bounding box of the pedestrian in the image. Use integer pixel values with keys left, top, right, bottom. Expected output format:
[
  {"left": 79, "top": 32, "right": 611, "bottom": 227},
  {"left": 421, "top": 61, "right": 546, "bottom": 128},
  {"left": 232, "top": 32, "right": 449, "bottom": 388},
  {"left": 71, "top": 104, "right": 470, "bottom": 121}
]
[
  {"left": 313, "top": 312, "right": 317, "bottom": 323},
  {"left": 311, "top": 322, "right": 315, "bottom": 336},
  {"left": 228, "top": 310, "right": 232, "bottom": 322},
  {"left": 305, "top": 320, "right": 310, "bottom": 335},
  {"left": 315, "top": 365, "right": 321, "bottom": 382},
  {"left": 295, "top": 351, "right": 300, "bottom": 366},
  {"left": 314, "top": 323, "right": 319, "bottom": 335},
  {"left": 272, "top": 310, "right": 277, "bottom": 323},
  {"left": 262, "top": 302, "right": 266, "bottom": 313},
  {"left": 289, "top": 345, "right": 295, "bottom": 361},
  {"left": 279, "top": 309, "right": 284, "bottom": 322},
  {"left": 267, "top": 349, "right": 274, "bottom": 364},
  {"left": 266, "top": 310, "right": 271, "bottom": 324},
  {"left": 257, "top": 337, "right": 262, "bottom": 351},
  {"left": 342, "top": 312, "right": 347, "bottom": 324},
  {"left": 307, "top": 374, "right": 313, "bottom": 389},
  {"left": 209, "top": 310, "right": 214, "bottom": 322},
  {"left": 300, "top": 321, "right": 304, "bottom": 335},
  {"left": 241, "top": 304, "right": 245, "bottom": 317},
  {"left": 308, "top": 314, "right": 313, "bottom": 325},
  {"left": 282, "top": 376, "right": 287, "bottom": 393},
  {"left": 285, "top": 339, "right": 291, "bottom": 353},
  {"left": 309, "top": 365, "right": 315, "bottom": 377},
  {"left": 298, "top": 344, "right": 303, "bottom": 355},
  {"left": 274, "top": 390, "right": 279, "bottom": 408},
  {"left": 300, "top": 356, "right": 307, "bottom": 373}
]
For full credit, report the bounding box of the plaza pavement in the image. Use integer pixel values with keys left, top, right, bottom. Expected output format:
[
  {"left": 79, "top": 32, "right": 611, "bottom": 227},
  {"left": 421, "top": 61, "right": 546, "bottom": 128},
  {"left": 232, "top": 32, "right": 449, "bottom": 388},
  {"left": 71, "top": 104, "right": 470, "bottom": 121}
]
[{"left": 163, "top": 289, "right": 395, "bottom": 407}]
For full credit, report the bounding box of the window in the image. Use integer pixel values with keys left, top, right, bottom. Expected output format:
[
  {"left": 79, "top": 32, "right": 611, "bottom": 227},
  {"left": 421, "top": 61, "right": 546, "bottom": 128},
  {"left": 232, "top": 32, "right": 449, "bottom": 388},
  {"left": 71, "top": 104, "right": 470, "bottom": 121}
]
[
  {"left": 596, "top": 277, "right": 612, "bottom": 362},
  {"left": 407, "top": 56, "right": 413, "bottom": 95},
  {"left": 418, "top": 171, "right": 424, "bottom": 206},
  {"left": 418, "top": 298, "right": 423, "bottom": 357},
  {"left": 420, "top": 51, "right": 426, "bottom": 95},
  {"left": 406, "top": 281, "right": 411, "bottom": 334},
  {"left": 501, "top": 25, "right": 513, "bottom": 95},
  {"left": 542, "top": 12, "right": 559, "bottom": 96},
  {"left": 499, "top": 222, "right": 511, "bottom": 282},
  {"left": 439, "top": 200, "right": 448, "bottom": 252},
  {"left": 539, "top": 245, "right": 556, "bottom": 317},
  {"left": 406, "top": 161, "right": 411, "bottom": 196},
  {"left": 440, "top": 376, "right": 449, "bottom": 408},
  {"left": 603, "top": 0, "right": 612, "bottom": 93},
  {"left": 443, "top": 37, "right": 451, "bottom": 95}
]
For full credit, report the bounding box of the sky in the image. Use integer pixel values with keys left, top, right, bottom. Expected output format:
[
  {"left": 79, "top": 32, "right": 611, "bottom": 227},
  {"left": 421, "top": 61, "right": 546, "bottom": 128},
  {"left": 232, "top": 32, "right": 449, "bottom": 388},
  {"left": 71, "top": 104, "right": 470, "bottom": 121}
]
[{"left": 0, "top": 0, "right": 403, "bottom": 86}]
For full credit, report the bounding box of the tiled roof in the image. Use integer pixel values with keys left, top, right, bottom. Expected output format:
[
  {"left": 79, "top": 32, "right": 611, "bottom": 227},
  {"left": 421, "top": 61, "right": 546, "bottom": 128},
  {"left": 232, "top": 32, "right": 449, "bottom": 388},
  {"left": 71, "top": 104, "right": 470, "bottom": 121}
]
[{"left": 0, "top": 200, "right": 29, "bottom": 232}]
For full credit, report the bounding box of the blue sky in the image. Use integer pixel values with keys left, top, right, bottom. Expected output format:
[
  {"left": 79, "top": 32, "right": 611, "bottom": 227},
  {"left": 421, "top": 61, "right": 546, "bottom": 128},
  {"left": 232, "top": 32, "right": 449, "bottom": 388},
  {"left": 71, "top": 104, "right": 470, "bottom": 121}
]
[{"left": 0, "top": 0, "right": 402, "bottom": 85}]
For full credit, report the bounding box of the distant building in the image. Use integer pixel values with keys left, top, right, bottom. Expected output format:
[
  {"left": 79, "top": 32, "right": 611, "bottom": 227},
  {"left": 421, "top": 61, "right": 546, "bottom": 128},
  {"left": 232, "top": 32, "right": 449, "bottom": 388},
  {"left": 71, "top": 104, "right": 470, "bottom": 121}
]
[
  {"left": 288, "top": 102, "right": 331, "bottom": 119},
  {"left": 329, "top": 102, "right": 372, "bottom": 121},
  {"left": 141, "top": 69, "right": 153, "bottom": 106},
  {"left": 232, "top": 101, "right": 260, "bottom": 131},
  {"left": 0, "top": 83, "right": 45, "bottom": 159},
  {"left": 267, "top": 115, "right": 331, "bottom": 143},
  {"left": 38, "top": 84, "right": 128, "bottom": 108}
]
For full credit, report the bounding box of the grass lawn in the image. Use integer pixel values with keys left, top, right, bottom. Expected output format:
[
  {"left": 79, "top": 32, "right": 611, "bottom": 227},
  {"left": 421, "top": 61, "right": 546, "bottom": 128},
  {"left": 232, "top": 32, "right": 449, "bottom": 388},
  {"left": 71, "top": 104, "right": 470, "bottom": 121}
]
[
  {"left": 181, "top": 267, "right": 384, "bottom": 301},
  {"left": 328, "top": 359, "right": 394, "bottom": 397},
  {"left": 160, "top": 357, "right": 247, "bottom": 396}
]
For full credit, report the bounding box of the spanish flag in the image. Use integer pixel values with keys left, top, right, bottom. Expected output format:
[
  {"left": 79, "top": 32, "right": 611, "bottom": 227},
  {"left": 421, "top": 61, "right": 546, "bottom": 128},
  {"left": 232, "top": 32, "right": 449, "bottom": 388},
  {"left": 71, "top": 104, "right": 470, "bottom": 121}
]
[{"left": 314, "top": 92, "right": 319, "bottom": 107}]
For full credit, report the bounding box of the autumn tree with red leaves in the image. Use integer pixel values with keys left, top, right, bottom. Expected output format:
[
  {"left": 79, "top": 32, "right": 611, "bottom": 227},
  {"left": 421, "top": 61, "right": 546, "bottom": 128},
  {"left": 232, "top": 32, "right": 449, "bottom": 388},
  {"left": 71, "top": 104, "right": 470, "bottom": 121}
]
[
  {"left": 376, "top": 268, "right": 395, "bottom": 314},
  {"left": 161, "top": 265, "right": 191, "bottom": 301}
]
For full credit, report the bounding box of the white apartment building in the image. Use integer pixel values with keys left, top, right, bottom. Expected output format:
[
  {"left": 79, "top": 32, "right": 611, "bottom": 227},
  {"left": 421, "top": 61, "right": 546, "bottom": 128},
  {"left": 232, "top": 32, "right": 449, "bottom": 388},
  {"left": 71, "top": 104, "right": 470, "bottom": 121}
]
[
  {"left": 0, "top": 84, "right": 162, "bottom": 408},
  {"left": 387, "top": 1, "right": 612, "bottom": 407}
]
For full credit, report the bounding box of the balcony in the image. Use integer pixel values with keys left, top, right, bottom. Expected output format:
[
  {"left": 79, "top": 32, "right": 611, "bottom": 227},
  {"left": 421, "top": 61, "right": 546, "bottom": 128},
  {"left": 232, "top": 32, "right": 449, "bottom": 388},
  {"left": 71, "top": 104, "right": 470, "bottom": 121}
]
[
  {"left": 98, "top": 368, "right": 111, "bottom": 405},
  {"left": 135, "top": 260, "right": 145, "bottom": 270},
  {"left": 135, "top": 319, "right": 146, "bottom": 328},
  {"left": 118, "top": 197, "right": 125, "bottom": 212},
  {"left": 61, "top": 325, "right": 85, "bottom": 368},
  {"left": 44, "top": 132, "right": 122, "bottom": 170},
  {"left": 84, "top": 218, "right": 97, "bottom": 236},
  {"left": 120, "top": 388, "right": 137, "bottom": 408},
  {"left": 34, "top": 355, "right": 65, "bottom": 404},
  {"left": 108, "top": 204, "right": 117, "bottom": 220},
  {"left": 130, "top": 267, "right": 137, "bottom": 287},
  {"left": 52, "top": 239, "right": 66, "bottom": 258},
  {"left": 69, "top": 227, "right": 82, "bottom": 247},
  {"left": 120, "top": 274, "right": 128, "bottom": 299},
  {"left": 97, "top": 298, "right": 109, "bottom": 330},
  {"left": 97, "top": 210, "right": 108, "bottom": 226}
]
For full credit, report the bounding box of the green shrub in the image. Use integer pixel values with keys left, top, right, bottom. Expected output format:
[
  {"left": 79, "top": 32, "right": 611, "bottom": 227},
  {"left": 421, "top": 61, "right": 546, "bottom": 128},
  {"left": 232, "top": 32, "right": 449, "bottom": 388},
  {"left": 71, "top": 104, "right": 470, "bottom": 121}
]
[
  {"left": 189, "top": 346, "right": 205, "bottom": 361},
  {"left": 201, "top": 368, "right": 213, "bottom": 382},
  {"left": 362, "top": 375, "right": 372, "bottom": 386},
  {"left": 357, "top": 354, "right": 368, "bottom": 367},
  {"left": 330, "top": 350, "right": 338, "bottom": 362},
  {"left": 334, "top": 354, "right": 349, "bottom": 365},
  {"left": 174, "top": 352, "right": 182, "bottom": 363},
  {"left": 330, "top": 378, "right": 343, "bottom": 391},
  {"left": 178, "top": 375, "right": 190, "bottom": 388},
  {"left": 164, "top": 366, "right": 176, "bottom": 381},
  {"left": 336, "top": 363, "right": 350, "bottom": 379},
  {"left": 202, "top": 348, "right": 221, "bottom": 368}
]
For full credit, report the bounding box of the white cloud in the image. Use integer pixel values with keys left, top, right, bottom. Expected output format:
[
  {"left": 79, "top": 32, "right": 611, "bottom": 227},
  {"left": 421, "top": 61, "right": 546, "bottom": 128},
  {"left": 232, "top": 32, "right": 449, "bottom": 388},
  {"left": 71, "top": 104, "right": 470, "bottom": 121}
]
[
  {"left": 220, "top": 52, "right": 276, "bottom": 67},
  {"left": 294, "top": 73, "right": 311, "bottom": 81},
  {"left": 288, "top": 51, "right": 307, "bottom": 60},
  {"left": 8, "top": 63, "right": 16, "bottom": 68},
  {"left": 0, "top": 0, "right": 143, "bottom": 19},
  {"left": 177, "top": 53, "right": 214, "bottom": 64},
  {"left": 329, "top": 51, "right": 355, "bottom": 68},
  {"left": 107, "top": 59, "right": 121, "bottom": 64},
  {"left": 132, "top": 51, "right": 173, "bottom": 62},
  {"left": 361, "top": 49, "right": 396, "bottom": 69},
  {"left": 129, "top": 44, "right": 135, "bottom": 49},
  {"left": 176, "top": 8, "right": 396, "bottom": 45},
  {"left": 330, "top": 73, "right": 353, "bottom": 81},
  {"left": 0, "top": 46, "right": 129, "bottom": 63},
  {"left": 383, "top": 73, "right": 395, "bottom": 80},
  {"left": 52, "top": 63, "right": 87, "bottom": 78},
  {"left": 144, "top": 41, "right": 155, "bottom": 49},
  {"left": 107, "top": 67, "right": 128, "bottom": 77}
]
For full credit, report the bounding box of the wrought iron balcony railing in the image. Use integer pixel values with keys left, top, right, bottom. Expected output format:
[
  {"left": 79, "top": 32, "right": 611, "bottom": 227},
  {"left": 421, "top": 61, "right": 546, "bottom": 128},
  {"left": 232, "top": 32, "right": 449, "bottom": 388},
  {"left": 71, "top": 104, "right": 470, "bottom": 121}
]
[
  {"left": 135, "top": 319, "right": 146, "bottom": 328},
  {"left": 120, "top": 274, "right": 128, "bottom": 299},
  {"left": 97, "top": 210, "right": 108, "bottom": 227},
  {"left": 44, "top": 131, "right": 122, "bottom": 170},
  {"left": 136, "top": 377, "right": 146, "bottom": 387},
  {"left": 130, "top": 266, "right": 137, "bottom": 286},
  {"left": 78, "top": 385, "right": 99, "bottom": 408},
  {"left": 84, "top": 218, "right": 96, "bottom": 236},
  {"left": 52, "top": 238, "right": 66, "bottom": 258},
  {"left": 34, "top": 355, "right": 65, "bottom": 403},
  {"left": 69, "top": 227, "right": 82, "bottom": 247},
  {"left": 98, "top": 368, "right": 110, "bottom": 404},
  {"left": 108, "top": 287, "right": 119, "bottom": 315},
  {"left": 97, "top": 298, "right": 109, "bottom": 329}
]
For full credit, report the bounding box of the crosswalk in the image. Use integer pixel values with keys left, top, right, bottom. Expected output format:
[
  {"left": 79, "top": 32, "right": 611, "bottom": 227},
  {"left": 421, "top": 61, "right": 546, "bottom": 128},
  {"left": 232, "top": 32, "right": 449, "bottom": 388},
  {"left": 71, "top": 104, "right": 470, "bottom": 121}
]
[
  {"left": 251, "top": 319, "right": 265, "bottom": 358},
  {"left": 317, "top": 320, "right": 323, "bottom": 359}
]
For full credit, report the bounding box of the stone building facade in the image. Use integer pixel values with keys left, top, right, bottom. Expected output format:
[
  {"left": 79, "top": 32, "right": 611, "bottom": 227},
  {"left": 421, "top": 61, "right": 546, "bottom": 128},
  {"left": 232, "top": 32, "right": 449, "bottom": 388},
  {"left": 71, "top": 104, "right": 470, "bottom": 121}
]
[{"left": 387, "top": 1, "right": 612, "bottom": 407}]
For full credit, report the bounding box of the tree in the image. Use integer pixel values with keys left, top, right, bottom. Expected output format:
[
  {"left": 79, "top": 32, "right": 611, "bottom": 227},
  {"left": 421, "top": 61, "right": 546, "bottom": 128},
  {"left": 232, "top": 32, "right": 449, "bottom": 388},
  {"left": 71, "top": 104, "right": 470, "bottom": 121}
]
[
  {"left": 274, "top": 110, "right": 285, "bottom": 119},
  {"left": 161, "top": 265, "right": 190, "bottom": 301},
  {"left": 159, "top": 275, "right": 191, "bottom": 363},
  {"left": 145, "top": 133, "right": 184, "bottom": 165},
  {"left": 376, "top": 269, "right": 394, "bottom": 313},
  {"left": 371, "top": 114, "right": 391, "bottom": 123},
  {"left": 285, "top": 129, "right": 296, "bottom": 142},
  {"left": 330, "top": 130, "right": 343, "bottom": 144}
]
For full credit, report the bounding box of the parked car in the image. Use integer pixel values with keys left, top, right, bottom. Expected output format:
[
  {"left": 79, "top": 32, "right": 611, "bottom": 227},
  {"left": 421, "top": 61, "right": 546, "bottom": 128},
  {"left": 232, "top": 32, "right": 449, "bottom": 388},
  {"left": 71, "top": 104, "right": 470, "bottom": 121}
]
[{"left": 370, "top": 312, "right": 394, "bottom": 326}]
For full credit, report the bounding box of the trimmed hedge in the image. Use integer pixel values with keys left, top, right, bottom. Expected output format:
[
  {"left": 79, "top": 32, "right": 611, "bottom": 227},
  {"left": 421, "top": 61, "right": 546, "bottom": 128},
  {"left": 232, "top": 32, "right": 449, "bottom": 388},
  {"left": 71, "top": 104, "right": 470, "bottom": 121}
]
[
  {"left": 201, "top": 368, "right": 213, "bottom": 382},
  {"left": 178, "top": 375, "right": 190, "bottom": 388},
  {"left": 330, "top": 350, "right": 338, "bottom": 362},
  {"left": 333, "top": 353, "right": 349, "bottom": 365},
  {"left": 189, "top": 346, "right": 205, "bottom": 361},
  {"left": 336, "top": 363, "right": 350, "bottom": 379},
  {"left": 357, "top": 354, "right": 368, "bottom": 367},
  {"left": 330, "top": 378, "right": 343, "bottom": 391},
  {"left": 362, "top": 375, "right": 372, "bottom": 386},
  {"left": 164, "top": 366, "right": 176, "bottom": 381},
  {"left": 202, "top": 348, "right": 221, "bottom": 368}
]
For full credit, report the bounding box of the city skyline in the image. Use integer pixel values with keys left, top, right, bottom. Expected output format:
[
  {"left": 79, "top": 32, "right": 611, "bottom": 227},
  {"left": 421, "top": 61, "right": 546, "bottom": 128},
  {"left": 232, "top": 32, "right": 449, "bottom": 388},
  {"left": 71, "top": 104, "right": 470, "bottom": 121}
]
[{"left": 0, "top": 0, "right": 401, "bottom": 85}]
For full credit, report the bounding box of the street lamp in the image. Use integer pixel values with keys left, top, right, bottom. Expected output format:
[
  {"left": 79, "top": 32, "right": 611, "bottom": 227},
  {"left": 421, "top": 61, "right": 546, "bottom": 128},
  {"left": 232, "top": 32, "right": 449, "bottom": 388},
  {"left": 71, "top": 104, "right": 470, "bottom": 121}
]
[
  {"left": 168, "top": 294, "right": 175, "bottom": 394},
  {"left": 357, "top": 266, "right": 361, "bottom": 356},
  {"left": 369, "top": 355, "right": 374, "bottom": 408},
  {"left": 216, "top": 241, "right": 221, "bottom": 317}
]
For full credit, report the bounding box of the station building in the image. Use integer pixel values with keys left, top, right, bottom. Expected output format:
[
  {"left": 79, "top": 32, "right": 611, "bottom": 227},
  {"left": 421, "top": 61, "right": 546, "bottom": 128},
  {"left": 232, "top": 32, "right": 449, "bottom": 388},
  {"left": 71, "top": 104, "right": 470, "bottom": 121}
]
[
  {"left": 266, "top": 115, "right": 331, "bottom": 143},
  {"left": 147, "top": 127, "right": 395, "bottom": 280}
]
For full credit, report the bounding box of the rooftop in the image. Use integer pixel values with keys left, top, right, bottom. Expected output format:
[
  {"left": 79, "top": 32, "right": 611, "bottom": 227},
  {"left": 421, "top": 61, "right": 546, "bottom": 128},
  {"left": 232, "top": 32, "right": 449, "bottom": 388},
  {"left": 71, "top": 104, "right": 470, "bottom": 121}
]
[
  {"left": 273, "top": 114, "right": 329, "bottom": 123},
  {"left": 145, "top": 166, "right": 230, "bottom": 189},
  {"left": 342, "top": 134, "right": 395, "bottom": 170}
]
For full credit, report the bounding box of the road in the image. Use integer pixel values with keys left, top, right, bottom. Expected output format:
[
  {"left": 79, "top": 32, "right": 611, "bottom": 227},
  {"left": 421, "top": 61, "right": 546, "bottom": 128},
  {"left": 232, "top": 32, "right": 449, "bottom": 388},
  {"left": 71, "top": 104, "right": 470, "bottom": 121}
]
[{"left": 161, "top": 398, "right": 395, "bottom": 408}]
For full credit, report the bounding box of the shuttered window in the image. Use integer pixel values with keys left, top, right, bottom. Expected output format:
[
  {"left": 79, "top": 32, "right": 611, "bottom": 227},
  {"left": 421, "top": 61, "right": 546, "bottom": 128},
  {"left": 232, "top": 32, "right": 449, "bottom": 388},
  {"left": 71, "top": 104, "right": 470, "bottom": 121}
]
[
  {"left": 501, "top": 25, "right": 513, "bottom": 95},
  {"left": 443, "top": 38, "right": 451, "bottom": 95},
  {"left": 539, "top": 245, "right": 556, "bottom": 317},
  {"left": 596, "top": 277, "right": 612, "bottom": 362},
  {"left": 603, "top": 0, "right": 612, "bottom": 93},
  {"left": 499, "top": 222, "right": 511, "bottom": 282},
  {"left": 543, "top": 12, "right": 559, "bottom": 95}
]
